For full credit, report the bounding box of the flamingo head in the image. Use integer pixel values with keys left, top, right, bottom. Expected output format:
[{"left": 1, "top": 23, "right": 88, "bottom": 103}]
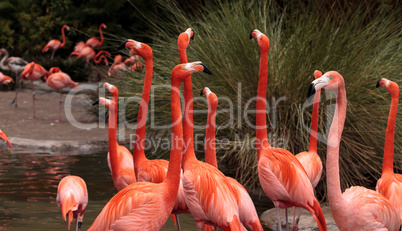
[
  {"left": 62, "top": 25, "right": 70, "bottom": 31},
  {"left": 201, "top": 87, "right": 218, "bottom": 107},
  {"left": 0, "top": 130, "right": 13, "bottom": 151},
  {"left": 0, "top": 48, "right": 6, "bottom": 55},
  {"left": 118, "top": 39, "right": 152, "bottom": 60},
  {"left": 92, "top": 97, "right": 115, "bottom": 110},
  {"left": 308, "top": 71, "right": 344, "bottom": 98},
  {"left": 178, "top": 28, "right": 194, "bottom": 50},
  {"left": 114, "top": 55, "right": 123, "bottom": 63},
  {"left": 314, "top": 70, "right": 323, "bottom": 80},
  {"left": 172, "top": 61, "right": 212, "bottom": 83},
  {"left": 102, "top": 82, "right": 118, "bottom": 96},
  {"left": 250, "top": 29, "right": 270, "bottom": 51},
  {"left": 376, "top": 78, "right": 399, "bottom": 96},
  {"left": 100, "top": 23, "right": 107, "bottom": 29}
]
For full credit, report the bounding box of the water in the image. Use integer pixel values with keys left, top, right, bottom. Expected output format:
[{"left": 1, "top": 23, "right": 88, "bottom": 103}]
[{"left": 0, "top": 150, "right": 272, "bottom": 230}]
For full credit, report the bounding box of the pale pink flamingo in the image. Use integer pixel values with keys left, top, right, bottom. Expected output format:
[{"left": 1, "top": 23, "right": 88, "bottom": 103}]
[
  {"left": 0, "top": 48, "right": 28, "bottom": 107},
  {"left": 76, "top": 47, "right": 110, "bottom": 65},
  {"left": 88, "top": 62, "right": 211, "bottom": 231},
  {"left": 69, "top": 41, "right": 86, "bottom": 57},
  {"left": 251, "top": 29, "right": 326, "bottom": 231},
  {"left": 20, "top": 62, "right": 47, "bottom": 119},
  {"left": 0, "top": 129, "right": 13, "bottom": 151},
  {"left": 201, "top": 87, "right": 263, "bottom": 231},
  {"left": 376, "top": 78, "right": 402, "bottom": 225},
  {"left": 85, "top": 23, "right": 107, "bottom": 49},
  {"left": 0, "top": 72, "right": 13, "bottom": 84},
  {"left": 45, "top": 69, "right": 78, "bottom": 122},
  {"left": 308, "top": 71, "right": 400, "bottom": 230},
  {"left": 56, "top": 175, "right": 88, "bottom": 231},
  {"left": 42, "top": 25, "right": 70, "bottom": 60}
]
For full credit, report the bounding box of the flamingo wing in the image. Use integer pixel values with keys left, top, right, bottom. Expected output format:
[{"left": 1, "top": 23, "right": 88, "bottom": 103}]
[
  {"left": 376, "top": 173, "right": 402, "bottom": 224},
  {"left": 43, "top": 39, "right": 61, "bottom": 52},
  {"left": 86, "top": 38, "right": 101, "bottom": 48},
  {"left": 295, "top": 151, "right": 323, "bottom": 188},
  {"left": 137, "top": 159, "right": 169, "bottom": 183}
]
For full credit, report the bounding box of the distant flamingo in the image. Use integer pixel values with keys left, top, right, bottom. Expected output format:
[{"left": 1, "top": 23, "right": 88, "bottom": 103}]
[
  {"left": 376, "top": 78, "right": 402, "bottom": 225},
  {"left": 88, "top": 62, "right": 211, "bottom": 231},
  {"left": 201, "top": 87, "right": 263, "bottom": 231},
  {"left": 45, "top": 69, "right": 78, "bottom": 122},
  {"left": 0, "top": 129, "right": 13, "bottom": 151},
  {"left": 128, "top": 50, "right": 143, "bottom": 72},
  {"left": 69, "top": 41, "right": 86, "bottom": 57},
  {"left": 107, "top": 55, "right": 129, "bottom": 77},
  {"left": 42, "top": 25, "right": 70, "bottom": 60},
  {"left": 0, "top": 48, "right": 28, "bottom": 107},
  {"left": 76, "top": 47, "right": 110, "bottom": 65},
  {"left": 308, "top": 71, "right": 400, "bottom": 230},
  {"left": 85, "top": 23, "right": 107, "bottom": 49},
  {"left": 56, "top": 175, "right": 88, "bottom": 231},
  {"left": 0, "top": 72, "right": 13, "bottom": 84},
  {"left": 93, "top": 97, "right": 136, "bottom": 191},
  {"left": 251, "top": 29, "right": 326, "bottom": 231},
  {"left": 20, "top": 62, "right": 47, "bottom": 119}
]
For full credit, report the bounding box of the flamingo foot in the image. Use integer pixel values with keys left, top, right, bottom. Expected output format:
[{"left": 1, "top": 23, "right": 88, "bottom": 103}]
[{"left": 291, "top": 223, "right": 299, "bottom": 231}]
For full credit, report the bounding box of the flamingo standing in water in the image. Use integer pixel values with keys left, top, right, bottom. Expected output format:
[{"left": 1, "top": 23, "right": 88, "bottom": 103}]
[
  {"left": 250, "top": 29, "right": 326, "bottom": 231},
  {"left": 56, "top": 175, "right": 88, "bottom": 231},
  {"left": 88, "top": 62, "right": 212, "bottom": 231},
  {"left": 85, "top": 23, "right": 107, "bottom": 49},
  {"left": 0, "top": 48, "right": 28, "bottom": 107},
  {"left": 42, "top": 25, "right": 70, "bottom": 60},
  {"left": 308, "top": 71, "right": 400, "bottom": 230},
  {"left": 0, "top": 130, "right": 13, "bottom": 151},
  {"left": 201, "top": 87, "right": 263, "bottom": 231},
  {"left": 20, "top": 62, "right": 47, "bottom": 119},
  {"left": 76, "top": 47, "right": 110, "bottom": 65},
  {"left": 45, "top": 68, "right": 78, "bottom": 122},
  {"left": 0, "top": 72, "right": 13, "bottom": 84},
  {"left": 376, "top": 78, "right": 402, "bottom": 225}
]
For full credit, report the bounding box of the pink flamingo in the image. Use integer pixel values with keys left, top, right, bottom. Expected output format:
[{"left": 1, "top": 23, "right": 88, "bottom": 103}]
[
  {"left": 107, "top": 55, "right": 130, "bottom": 77},
  {"left": 69, "top": 41, "right": 87, "bottom": 57},
  {"left": 76, "top": 47, "right": 109, "bottom": 65},
  {"left": 56, "top": 175, "right": 88, "bottom": 231},
  {"left": 0, "top": 72, "right": 14, "bottom": 84},
  {"left": 88, "top": 62, "right": 211, "bottom": 231},
  {"left": 201, "top": 87, "right": 263, "bottom": 231},
  {"left": 376, "top": 78, "right": 402, "bottom": 225},
  {"left": 0, "top": 129, "right": 13, "bottom": 151},
  {"left": 251, "top": 29, "right": 326, "bottom": 231},
  {"left": 42, "top": 25, "right": 70, "bottom": 60},
  {"left": 308, "top": 71, "right": 400, "bottom": 230},
  {"left": 85, "top": 23, "right": 107, "bottom": 49},
  {"left": 45, "top": 68, "right": 78, "bottom": 122},
  {"left": 20, "top": 62, "right": 47, "bottom": 119}
]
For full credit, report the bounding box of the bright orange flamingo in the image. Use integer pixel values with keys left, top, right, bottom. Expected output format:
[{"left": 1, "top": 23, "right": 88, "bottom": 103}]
[
  {"left": 56, "top": 175, "right": 88, "bottom": 231},
  {"left": 251, "top": 29, "right": 326, "bottom": 231},
  {"left": 0, "top": 48, "right": 28, "bottom": 107},
  {"left": 88, "top": 62, "right": 211, "bottom": 231},
  {"left": 0, "top": 129, "right": 13, "bottom": 151},
  {"left": 42, "top": 25, "right": 70, "bottom": 60},
  {"left": 308, "top": 71, "right": 400, "bottom": 230},
  {"left": 20, "top": 62, "right": 47, "bottom": 119},
  {"left": 201, "top": 87, "right": 263, "bottom": 231},
  {"left": 76, "top": 47, "right": 109, "bottom": 65},
  {"left": 45, "top": 69, "right": 78, "bottom": 122},
  {"left": 93, "top": 97, "right": 136, "bottom": 191},
  {"left": 0, "top": 72, "right": 13, "bottom": 84},
  {"left": 376, "top": 78, "right": 402, "bottom": 225},
  {"left": 85, "top": 23, "right": 107, "bottom": 49}
]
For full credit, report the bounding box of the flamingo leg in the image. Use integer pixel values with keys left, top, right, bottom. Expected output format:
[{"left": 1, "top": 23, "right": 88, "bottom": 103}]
[
  {"left": 65, "top": 218, "right": 68, "bottom": 231},
  {"left": 57, "top": 90, "right": 62, "bottom": 122},
  {"left": 11, "top": 72, "right": 21, "bottom": 107},
  {"left": 292, "top": 208, "right": 302, "bottom": 231},
  {"left": 175, "top": 214, "right": 181, "bottom": 231},
  {"left": 75, "top": 212, "right": 80, "bottom": 231},
  {"left": 285, "top": 208, "right": 289, "bottom": 231},
  {"left": 31, "top": 79, "right": 36, "bottom": 119},
  {"left": 276, "top": 206, "right": 282, "bottom": 231},
  {"left": 51, "top": 49, "right": 56, "bottom": 60}
]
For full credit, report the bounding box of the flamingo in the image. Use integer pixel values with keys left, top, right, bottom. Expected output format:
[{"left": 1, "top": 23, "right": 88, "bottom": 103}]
[
  {"left": 56, "top": 175, "right": 88, "bottom": 231},
  {"left": 0, "top": 48, "right": 28, "bottom": 107},
  {"left": 376, "top": 78, "right": 402, "bottom": 225},
  {"left": 0, "top": 72, "right": 13, "bottom": 84},
  {"left": 20, "top": 62, "right": 47, "bottom": 119},
  {"left": 88, "top": 61, "right": 212, "bottom": 231},
  {"left": 108, "top": 55, "right": 130, "bottom": 77},
  {"left": 85, "top": 23, "right": 107, "bottom": 49},
  {"left": 308, "top": 71, "right": 400, "bottom": 230},
  {"left": 201, "top": 87, "right": 263, "bottom": 231},
  {"left": 69, "top": 41, "right": 87, "bottom": 57},
  {"left": 250, "top": 29, "right": 326, "bottom": 231},
  {"left": 45, "top": 68, "right": 78, "bottom": 122},
  {"left": 76, "top": 47, "right": 110, "bottom": 65},
  {"left": 0, "top": 129, "right": 13, "bottom": 151},
  {"left": 293, "top": 70, "right": 324, "bottom": 228},
  {"left": 128, "top": 50, "right": 143, "bottom": 72},
  {"left": 42, "top": 25, "right": 70, "bottom": 60}
]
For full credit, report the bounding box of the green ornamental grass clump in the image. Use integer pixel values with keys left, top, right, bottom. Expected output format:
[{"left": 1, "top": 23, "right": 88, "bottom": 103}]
[{"left": 110, "top": 0, "right": 401, "bottom": 199}]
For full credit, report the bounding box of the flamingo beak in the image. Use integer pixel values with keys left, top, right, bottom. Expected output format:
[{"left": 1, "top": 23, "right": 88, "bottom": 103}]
[
  {"left": 118, "top": 40, "right": 128, "bottom": 50},
  {"left": 249, "top": 31, "right": 254, "bottom": 39},
  {"left": 201, "top": 63, "right": 212, "bottom": 75},
  {"left": 376, "top": 79, "right": 381, "bottom": 88},
  {"left": 190, "top": 29, "right": 195, "bottom": 40},
  {"left": 92, "top": 99, "right": 100, "bottom": 106}
]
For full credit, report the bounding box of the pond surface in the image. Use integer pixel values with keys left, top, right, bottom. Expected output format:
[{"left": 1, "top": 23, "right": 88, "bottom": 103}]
[{"left": 0, "top": 150, "right": 272, "bottom": 230}]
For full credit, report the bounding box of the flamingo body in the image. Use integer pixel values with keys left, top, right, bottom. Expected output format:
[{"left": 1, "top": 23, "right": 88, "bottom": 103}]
[
  {"left": 21, "top": 62, "right": 47, "bottom": 81},
  {"left": 0, "top": 72, "right": 13, "bottom": 84},
  {"left": 42, "top": 25, "right": 69, "bottom": 59},
  {"left": 85, "top": 23, "right": 106, "bottom": 49},
  {"left": 69, "top": 41, "right": 86, "bottom": 57},
  {"left": 295, "top": 150, "right": 323, "bottom": 188}
]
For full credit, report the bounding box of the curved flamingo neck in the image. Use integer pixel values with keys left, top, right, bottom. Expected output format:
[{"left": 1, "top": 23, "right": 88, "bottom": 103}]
[
  {"left": 256, "top": 45, "right": 270, "bottom": 160},
  {"left": 326, "top": 78, "right": 348, "bottom": 216},
  {"left": 94, "top": 55, "right": 107, "bottom": 64},
  {"left": 99, "top": 25, "right": 104, "bottom": 46},
  {"left": 107, "top": 104, "right": 122, "bottom": 181},
  {"left": 382, "top": 85, "right": 399, "bottom": 174},
  {"left": 205, "top": 97, "right": 218, "bottom": 168},
  {"left": 0, "top": 50, "right": 9, "bottom": 70},
  {"left": 61, "top": 26, "right": 67, "bottom": 47},
  {"left": 309, "top": 89, "right": 321, "bottom": 152},
  {"left": 133, "top": 57, "right": 153, "bottom": 167}
]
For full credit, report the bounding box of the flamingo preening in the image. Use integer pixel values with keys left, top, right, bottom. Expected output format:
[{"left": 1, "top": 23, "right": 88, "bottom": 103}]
[
  {"left": 76, "top": 47, "right": 110, "bottom": 65},
  {"left": 88, "top": 61, "right": 212, "bottom": 231},
  {"left": 308, "top": 72, "right": 400, "bottom": 230},
  {"left": 56, "top": 175, "right": 88, "bottom": 231},
  {"left": 0, "top": 72, "right": 13, "bottom": 85},
  {"left": 251, "top": 29, "right": 326, "bottom": 231},
  {"left": 20, "top": 62, "right": 47, "bottom": 119},
  {"left": 0, "top": 130, "right": 13, "bottom": 151},
  {"left": 42, "top": 25, "right": 70, "bottom": 60},
  {"left": 85, "top": 23, "right": 107, "bottom": 49},
  {"left": 201, "top": 87, "right": 263, "bottom": 231},
  {"left": 0, "top": 48, "right": 28, "bottom": 107},
  {"left": 375, "top": 78, "right": 402, "bottom": 226}
]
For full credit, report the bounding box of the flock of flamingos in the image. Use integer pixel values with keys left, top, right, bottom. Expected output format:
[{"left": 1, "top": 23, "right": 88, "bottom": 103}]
[{"left": 0, "top": 25, "right": 400, "bottom": 231}]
